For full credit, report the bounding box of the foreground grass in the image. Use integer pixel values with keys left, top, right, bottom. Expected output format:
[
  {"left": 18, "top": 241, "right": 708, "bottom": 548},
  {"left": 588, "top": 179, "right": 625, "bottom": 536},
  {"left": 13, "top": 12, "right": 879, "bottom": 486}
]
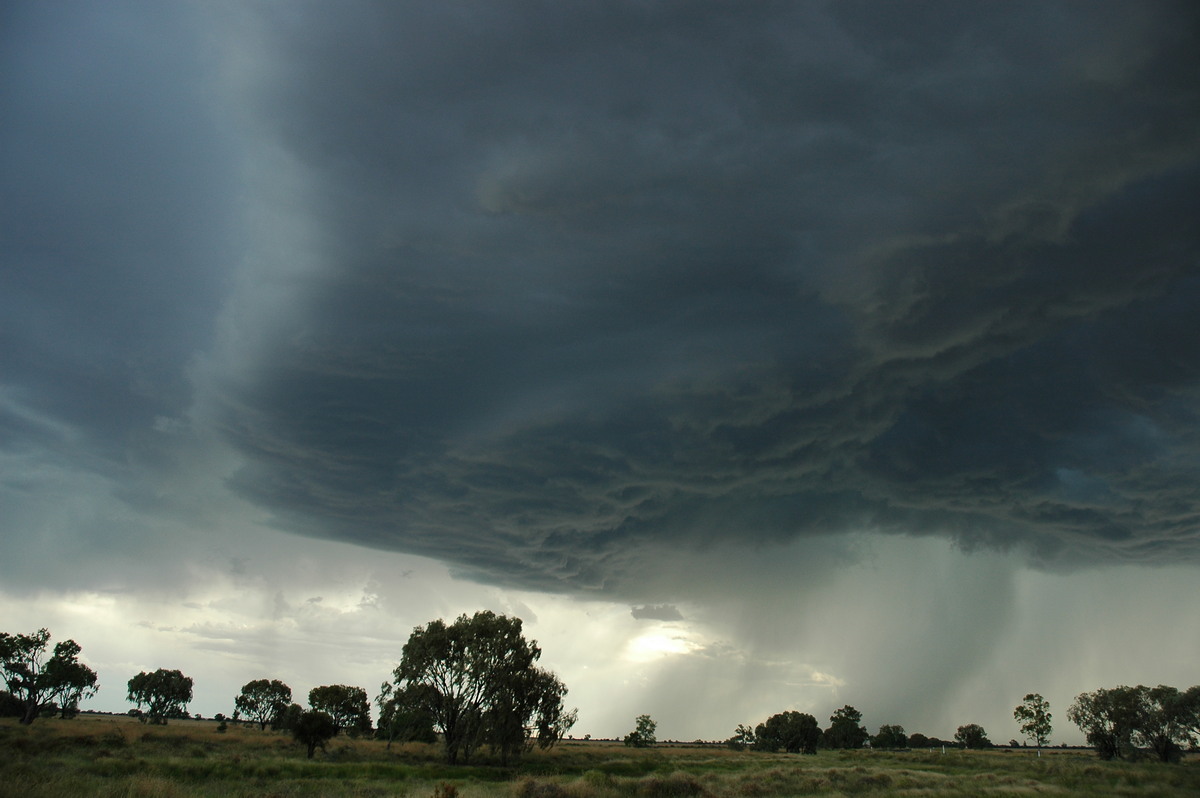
[{"left": 2, "top": 716, "right": 1198, "bottom": 797}]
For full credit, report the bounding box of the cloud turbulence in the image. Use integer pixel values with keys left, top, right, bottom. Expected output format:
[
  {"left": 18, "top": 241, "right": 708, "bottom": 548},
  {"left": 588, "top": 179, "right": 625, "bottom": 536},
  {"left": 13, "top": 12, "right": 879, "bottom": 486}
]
[
  {"left": 204, "top": 1, "right": 1200, "bottom": 592},
  {"left": 2, "top": 0, "right": 1199, "bottom": 738}
]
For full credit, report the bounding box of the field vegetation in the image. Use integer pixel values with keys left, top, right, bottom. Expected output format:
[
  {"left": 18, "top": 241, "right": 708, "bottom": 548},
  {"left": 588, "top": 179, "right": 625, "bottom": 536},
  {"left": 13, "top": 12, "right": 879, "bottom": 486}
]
[{"left": 3, "top": 714, "right": 1198, "bottom": 798}]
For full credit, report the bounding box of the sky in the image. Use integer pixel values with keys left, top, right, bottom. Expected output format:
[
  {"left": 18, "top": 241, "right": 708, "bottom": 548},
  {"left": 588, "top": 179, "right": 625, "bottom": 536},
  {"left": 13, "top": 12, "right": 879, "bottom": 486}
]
[{"left": 2, "top": 0, "right": 1199, "bottom": 745}]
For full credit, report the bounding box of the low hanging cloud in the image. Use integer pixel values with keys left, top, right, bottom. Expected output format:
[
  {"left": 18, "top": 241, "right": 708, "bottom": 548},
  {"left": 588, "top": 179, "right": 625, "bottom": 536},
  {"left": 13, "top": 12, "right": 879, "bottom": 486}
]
[
  {"left": 4, "top": 2, "right": 1198, "bottom": 608},
  {"left": 190, "top": 1, "right": 1200, "bottom": 602}
]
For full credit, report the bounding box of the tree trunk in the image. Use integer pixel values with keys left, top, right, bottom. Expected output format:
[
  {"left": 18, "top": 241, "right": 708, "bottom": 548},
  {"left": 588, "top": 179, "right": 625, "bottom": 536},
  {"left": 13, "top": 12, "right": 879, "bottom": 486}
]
[{"left": 20, "top": 702, "right": 39, "bottom": 725}]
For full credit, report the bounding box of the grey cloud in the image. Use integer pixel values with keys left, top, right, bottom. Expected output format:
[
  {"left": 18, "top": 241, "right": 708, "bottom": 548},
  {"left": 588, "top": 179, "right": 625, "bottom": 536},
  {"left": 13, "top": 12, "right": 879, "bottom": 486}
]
[
  {"left": 200, "top": 1, "right": 1200, "bottom": 600},
  {"left": 631, "top": 605, "right": 684, "bottom": 622},
  {"left": 1, "top": 1, "right": 239, "bottom": 469}
]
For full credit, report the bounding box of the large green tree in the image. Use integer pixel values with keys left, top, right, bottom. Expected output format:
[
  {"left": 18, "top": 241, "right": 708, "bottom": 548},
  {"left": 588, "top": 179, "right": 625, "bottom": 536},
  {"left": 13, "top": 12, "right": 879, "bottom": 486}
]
[
  {"left": 1130, "top": 685, "right": 1195, "bottom": 763},
  {"left": 235, "top": 679, "right": 292, "bottom": 730},
  {"left": 755, "top": 711, "right": 820, "bottom": 754},
  {"left": 127, "top": 668, "right": 193, "bottom": 725},
  {"left": 308, "top": 684, "right": 372, "bottom": 735},
  {"left": 376, "top": 682, "right": 438, "bottom": 748},
  {"left": 1013, "top": 693, "right": 1052, "bottom": 752},
  {"left": 387, "top": 611, "right": 575, "bottom": 764},
  {"left": 824, "top": 705, "right": 869, "bottom": 749},
  {"left": 1068, "top": 686, "right": 1142, "bottom": 760},
  {"left": 0, "top": 629, "right": 98, "bottom": 725}
]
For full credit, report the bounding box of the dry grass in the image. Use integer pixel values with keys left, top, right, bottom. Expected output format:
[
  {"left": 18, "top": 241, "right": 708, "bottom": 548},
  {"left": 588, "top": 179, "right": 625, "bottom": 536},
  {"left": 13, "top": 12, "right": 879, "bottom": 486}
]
[{"left": 2, "top": 716, "right": 1198, "bottom": 797}]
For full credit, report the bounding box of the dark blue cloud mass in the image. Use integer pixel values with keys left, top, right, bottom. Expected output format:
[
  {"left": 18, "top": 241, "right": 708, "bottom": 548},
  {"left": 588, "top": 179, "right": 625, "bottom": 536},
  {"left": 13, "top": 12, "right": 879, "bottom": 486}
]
[{"left": 3, "top": 0, "right": 1199, "bottom": 600}]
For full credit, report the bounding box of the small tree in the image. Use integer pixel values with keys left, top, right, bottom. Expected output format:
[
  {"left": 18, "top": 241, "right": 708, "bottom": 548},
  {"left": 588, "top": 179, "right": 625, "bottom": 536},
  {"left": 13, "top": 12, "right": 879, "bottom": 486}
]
[
  {"left": 954, "top": 723, "right": 992, "bottom": 749},
  {"left": 1013, "top": 693, "right": 1052, "bottom": 753},
  {"left": 726, "top": 723, "right": 755, "bottom": 751},
  {"left": 755, "top": 711, "right": 820, "bottom": 754},
  {"left": 127, "top": 669, "right": 193, "bottom": 725},
  {"left": 0, "top": 629, "right": 98, "bottom": 725},
  {"left": 293, "top": 710, "right": 338, "bottom": 759},
  {"left": 236, "top": 679, "right": 292, "bottom": 731},
  {"left": 872, "top": 724, "right": 907, "bottom": 750},
  {"left": 624, "top": 714, "right": 657, "bottom": 747},
  {"left": 824, "top": 705, "right": 869, "bottom": 749},
  {"left": 308, "top": 684, "right": 372, "bottom": 736}
]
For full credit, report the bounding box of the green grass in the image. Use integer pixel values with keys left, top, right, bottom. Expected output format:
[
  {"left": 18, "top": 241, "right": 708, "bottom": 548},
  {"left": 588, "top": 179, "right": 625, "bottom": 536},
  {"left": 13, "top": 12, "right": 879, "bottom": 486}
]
[{"left": 2, "top": 716, "right": 1198, "bottom": 797}]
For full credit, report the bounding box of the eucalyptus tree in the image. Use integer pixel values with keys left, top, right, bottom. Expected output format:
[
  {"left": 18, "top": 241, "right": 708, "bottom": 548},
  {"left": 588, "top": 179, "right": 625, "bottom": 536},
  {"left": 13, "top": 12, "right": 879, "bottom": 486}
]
[
  {"left": 387, "top": 610, "right": 575, "bottom": 764},
  {"left": 0, "top": 629, "right": 98, "bottom": 725},
  {"left": 127, "top": 668, "right": 193, "bottom": 724},
  {"left": 308, "top": 684, "right": 372, "bottom": 735},
  {"left": 235, "top": 679, "right": 292, "bottom": 730},
  {"left": 824, "top": 705, "right": 869, "bottom": 749},
  {"left": 1013, "top": 693, "right": 1052, "bottom": 752},
  {"left": 755, "top": 711, "right": 820, "bottom": 754}
]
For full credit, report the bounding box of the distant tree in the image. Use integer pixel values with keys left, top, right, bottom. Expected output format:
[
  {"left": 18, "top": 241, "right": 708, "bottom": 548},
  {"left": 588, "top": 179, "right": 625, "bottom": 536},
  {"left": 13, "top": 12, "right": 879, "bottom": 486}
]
[
  {"left": 907, "top": 732, "right": 930, "bottom": 749},
  {"left": 292, "top": 710, "right": 338, "bottom": 759},
  {"left": 1068, "top": 686, "right": 1141, "bottom": 760},
  {"left": 624, "top": 714, "right": 657, "bottom": 748},
  {"left": 824, "top": 705, "right": 869, "bottom": 749},
  {"left": 273, "top": 703, "right": 305, "bottom": 733},
  {"left": 0, "top": 630, "right": 98, "bottom": 725},
  {"left": 127, "top": 669, "right": 193, "bottom": 725},
  {"left": 1013, "top": 693, "right": 1052, "bottom": 752},
  {"left": 954, "top": 723, "right": 992, "bottom": 749},
  {"left": 235, "top": 679, "right": 292, "bottom": 731},
  {"left": 754, "top": 711, "right": 820, "bottom": 754},
  {"left": 387, "top": 611, "right": 576, "bottom": 765},
  {"left": 726, "top": 723, "right": 756, "bottom": 751},
  {"left": 872, "top": 724, "right": 907, "bottom": 750},
  {"left": 308, "top": 684, "right": 372, "bottom": 735}
]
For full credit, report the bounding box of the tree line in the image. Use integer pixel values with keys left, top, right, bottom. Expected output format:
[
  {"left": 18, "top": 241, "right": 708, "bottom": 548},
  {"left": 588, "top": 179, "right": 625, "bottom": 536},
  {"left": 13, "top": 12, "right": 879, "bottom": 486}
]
[
  {"left": 2, "top": 612, "right": 575, "bottom": 764},
  {"left": 5, "top": 622, "right": 1199, "bottom": 764},
  {"left": 713, "top": 689, "right": 1199, "bottom": 762}
]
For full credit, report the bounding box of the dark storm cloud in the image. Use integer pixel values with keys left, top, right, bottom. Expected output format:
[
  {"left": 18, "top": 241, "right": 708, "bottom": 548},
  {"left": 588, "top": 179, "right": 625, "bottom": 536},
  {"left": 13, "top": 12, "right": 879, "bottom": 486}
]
[
  {"left": 8, "top": 1, "right": 1196, "bottom": 598},
  {"left": 1, "top": 1, "right": 239, "bottom": 460},
  {"left": 205, "top": 0, "right": 1200, "bottom": 594}
]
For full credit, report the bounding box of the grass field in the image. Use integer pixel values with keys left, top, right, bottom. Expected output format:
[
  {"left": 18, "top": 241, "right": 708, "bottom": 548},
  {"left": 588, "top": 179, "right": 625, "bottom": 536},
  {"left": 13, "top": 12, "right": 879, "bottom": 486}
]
[{"left": 2, "top": 715, "right": 1198, "bottom": 797}]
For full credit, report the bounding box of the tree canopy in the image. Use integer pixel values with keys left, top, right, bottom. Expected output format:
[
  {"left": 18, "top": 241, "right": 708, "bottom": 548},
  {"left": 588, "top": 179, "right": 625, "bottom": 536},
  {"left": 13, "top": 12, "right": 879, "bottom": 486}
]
[
  {"left": 755, "top": 711, "right": 820, "bottom": 754},
  {"left": 824, "top": 705, "right": 869, "bottom": 749},
  {"left": 235, "top": 679, "right": 292, "bottom": 731},
  {"left": 624, "top": 714, "right": 657, "bottom": 748},
  {"left": 1013, "top": 693, "right": 1052, "bottom": 751},
  {"left": 308, "top": 684, "right": 372, "bottom": 736},
  {"left": 1070, "top": 684, "right": 1199, "bottom": 762},
  {"left": 954, "top": 723, "right": 992, "bottom": 749},
  {"left": 292, "top": 710, "right": 338, "bottom": 759},
  {"left": 127, "top": 668, "right": 193, "bottom": 725},
  {"left": 388, "top": 611, "right": 575, "bottom": 764},
  {"left": 872, "top": 724, "right": 907, "bottom": 750},
  {"left": 0, "top": 629, "right": 98, "bottom": 725}
]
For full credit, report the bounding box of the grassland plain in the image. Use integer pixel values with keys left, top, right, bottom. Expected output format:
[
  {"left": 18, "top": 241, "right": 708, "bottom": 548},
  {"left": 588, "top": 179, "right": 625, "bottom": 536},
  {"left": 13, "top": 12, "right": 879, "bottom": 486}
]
[{"left": 2, "top": 715, "right": 1198, "bottom": 798}]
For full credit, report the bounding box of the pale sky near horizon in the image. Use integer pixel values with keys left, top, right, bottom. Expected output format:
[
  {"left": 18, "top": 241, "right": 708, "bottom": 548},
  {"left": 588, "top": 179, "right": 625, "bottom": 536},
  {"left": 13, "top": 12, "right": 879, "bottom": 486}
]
[{"left": 3, "top": 0, "right": 1199, "bottom": 744}]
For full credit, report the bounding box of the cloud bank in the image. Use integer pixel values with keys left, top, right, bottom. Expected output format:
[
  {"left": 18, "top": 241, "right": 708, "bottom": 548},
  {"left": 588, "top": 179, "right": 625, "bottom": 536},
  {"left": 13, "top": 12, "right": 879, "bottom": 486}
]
[{"left": 189, "top": 0, "right": 1200, "bottom": 598}]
